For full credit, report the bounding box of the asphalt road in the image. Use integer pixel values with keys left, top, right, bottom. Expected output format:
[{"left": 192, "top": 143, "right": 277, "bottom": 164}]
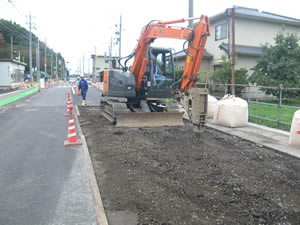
[{"left": 0, "top": 84, "right": 98, "bottom": 225}]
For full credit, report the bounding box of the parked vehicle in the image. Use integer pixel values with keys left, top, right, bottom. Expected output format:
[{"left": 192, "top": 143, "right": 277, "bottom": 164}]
[
  {"left": 86, "top": 78, "right": 92, "bottom": 85},
  {"left": 24, "top": 74, "right": 30, "bottom": 81},
  {"left": 69, "top": 74, "right": 80, "bottom": 83}
]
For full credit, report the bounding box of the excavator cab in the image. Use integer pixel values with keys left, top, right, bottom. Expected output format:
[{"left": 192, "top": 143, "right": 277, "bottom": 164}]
[{"left": 145, "top": 47, "right": 174, "bottom": 99}]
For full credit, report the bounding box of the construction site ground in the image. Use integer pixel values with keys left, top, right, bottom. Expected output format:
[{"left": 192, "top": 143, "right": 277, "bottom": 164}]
[{"left": 78, "top": 106, "right": 300, "bottom": 225}]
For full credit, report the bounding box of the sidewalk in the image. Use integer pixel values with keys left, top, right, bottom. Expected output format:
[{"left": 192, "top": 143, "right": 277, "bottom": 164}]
[
  {"left": 206, "top": 122, "right": 300, "bottom": 159},
  {"left": 0, "top": 87, "right": 38, "bottom": 107}
]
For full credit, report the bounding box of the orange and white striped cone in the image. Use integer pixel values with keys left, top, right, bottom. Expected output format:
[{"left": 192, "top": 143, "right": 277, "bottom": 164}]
[
  {"left": 64, "top": 110, "right": 81, "bottom": 147},
  {"left": 64, "top": 101, "right": 72, "bottom": 116},
  {"left": 66, "top": 91, "right": 72, "bottom": 104}
]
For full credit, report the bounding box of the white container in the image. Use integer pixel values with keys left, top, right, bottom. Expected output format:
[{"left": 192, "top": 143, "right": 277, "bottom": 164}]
[
  {"left": 212, "top": 94, "right": 248, "bottom": 128},
  {"left": 207, "top": 95, "right": 218, "bottom": 119},
  {"left": 289, "top": 110, "right": 300, "bottom": 147}
]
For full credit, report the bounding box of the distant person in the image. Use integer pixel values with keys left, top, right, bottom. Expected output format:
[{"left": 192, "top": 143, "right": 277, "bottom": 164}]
[{"left": 78, "top": 75, "right": 88, "bottom": 105}]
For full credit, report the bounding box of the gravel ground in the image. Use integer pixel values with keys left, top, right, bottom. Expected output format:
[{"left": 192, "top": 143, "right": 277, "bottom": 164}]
[{"left": 78, "top": 106, "right": 300, "bottom": 225}]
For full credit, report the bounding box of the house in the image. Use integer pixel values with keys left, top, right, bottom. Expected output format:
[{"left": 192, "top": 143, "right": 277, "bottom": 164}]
[
  {"left": 91, "top": 54, "right": 119, "bottom": 82},
  {"left": 174, "top": 6, "right": 300, "bottom": 77},
  {"left": 0, "top": 59, "right": 26, "bottom": 89}
]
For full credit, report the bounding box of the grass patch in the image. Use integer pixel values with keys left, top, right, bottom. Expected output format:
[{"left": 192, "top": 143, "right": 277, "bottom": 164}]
[{"left": 249, "top": 100, "right": 300, "bottom": 131}]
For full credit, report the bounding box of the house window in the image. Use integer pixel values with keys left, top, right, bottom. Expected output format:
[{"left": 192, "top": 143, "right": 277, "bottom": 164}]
[
  {"left": 213, "top": 65, "right": 223, "bottom": 74},
  {"left": 215, "top": 23, "right": 227, "bottom": 41}
]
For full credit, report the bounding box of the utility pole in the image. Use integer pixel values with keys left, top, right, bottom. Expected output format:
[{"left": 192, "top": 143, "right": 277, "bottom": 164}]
[
  {"left": 188, "top": 0, "right": 193, "bottom": 28},
  {"left": 88, "top": 58, "right": 90, "bottom": 75},
  {"left": 11, "top": 36, "right": 13, "bottom": 60},
  {"left": 109, "top": 38, "right": 112, "bottom": 68},
  {"left": 82, "top": 54, "right": 85, "bottom": 76},
  {"left": 94, "top": 47, "right": 96, "bottom": 81},
  {"left": 29, "top": 14, "right": 33, "bottom": 84},
  {"left": 44, "top": 39, "right": 47, "bottom": 77},
  {"left": 51, "top": 50, "right": 53, "bottom": 79},
  {"left": 35, "top": 41, "right": 38, "bottom": 82},
  {"left": 37, "top": 38, "right": 40, "bottom": 82},
  {"left": 56, "top": 53, "right": 58, "bottom": 80},
  {"left": 231, "top": 8, "right": 236, "bottom": 96},
  {"left": 119, "top": 14, "right": 122, "bottom": 59},
  {"left": 61, "top": 61, "right": 63, "bottom": 80}
]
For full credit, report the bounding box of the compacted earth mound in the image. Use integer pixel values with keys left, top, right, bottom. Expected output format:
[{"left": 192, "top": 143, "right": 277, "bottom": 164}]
[{"left": 78, "top": 106, "right": 300, "bottom": 225}]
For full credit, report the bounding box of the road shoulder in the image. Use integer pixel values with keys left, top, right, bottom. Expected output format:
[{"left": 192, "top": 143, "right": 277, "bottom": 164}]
[{"left": 75, "top": 109, "right": 109, "bottom": 225}]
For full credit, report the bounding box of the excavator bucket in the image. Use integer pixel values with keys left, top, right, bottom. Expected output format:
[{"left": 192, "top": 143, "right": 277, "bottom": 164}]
[{"left": 116, "top": 112, "right": 184, "bottom": 128}]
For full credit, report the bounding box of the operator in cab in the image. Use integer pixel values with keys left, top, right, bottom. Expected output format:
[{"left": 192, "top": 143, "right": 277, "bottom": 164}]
[
  {"left": 78, "top": 75, "right": 89, "bottom": 105},
  {"left": 151, "top": 57, "right": 165, "bottom": 88}
]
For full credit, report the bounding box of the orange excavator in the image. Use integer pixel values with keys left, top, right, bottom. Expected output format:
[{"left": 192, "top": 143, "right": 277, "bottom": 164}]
[{"left": 100, "top": 16, "right": 210, "bottom": 131}]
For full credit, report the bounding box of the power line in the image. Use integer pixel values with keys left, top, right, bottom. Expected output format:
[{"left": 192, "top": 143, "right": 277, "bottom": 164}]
[
  {"left": 0, "top": 20, "right": 29, "bottom": 42},
  {"left": 9, "top": 0, "right": 27, "bottom": 22}
]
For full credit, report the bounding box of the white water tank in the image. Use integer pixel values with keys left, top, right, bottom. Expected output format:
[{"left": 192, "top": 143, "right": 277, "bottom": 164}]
[
  {"left": 212, "top": 94, "right": 248, "bottom": 128},
  {"left": 289, "top": 110, "right": 300, "bottom": 147},
  {"left": 207, "top": 95, "right": 218, "bottom": 119}
]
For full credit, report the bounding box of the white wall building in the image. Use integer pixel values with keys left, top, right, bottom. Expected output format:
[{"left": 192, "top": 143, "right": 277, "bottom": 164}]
[
  {"left": 0, "top": 59, "right": 26, "bottom": 89},
  {"left": 174, "top": 6, "right": 300, "bottom": 77},
  {"left": 91, "top": 54, "right": 119, "bottom": 82}
]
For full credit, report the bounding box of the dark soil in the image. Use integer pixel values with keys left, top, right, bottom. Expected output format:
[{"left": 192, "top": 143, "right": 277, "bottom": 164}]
[{"left": 78, "top": 106, "right": 300, "bottom": 225}]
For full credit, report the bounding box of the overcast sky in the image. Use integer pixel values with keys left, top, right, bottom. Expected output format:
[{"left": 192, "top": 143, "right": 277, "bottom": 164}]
[{"left": 0, "top": 0, "right": 299, "bottom": 73}]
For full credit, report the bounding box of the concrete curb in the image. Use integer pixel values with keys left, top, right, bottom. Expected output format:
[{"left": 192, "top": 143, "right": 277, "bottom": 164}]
[
  {"left": 74, "top": 109, "right": 109, "bottom": 225},
  {"left": 205, "top": 123, "right": 300, "bottom": 159},
  {"left": 248, "top": 122, "right": 290, "bottom": 136}
]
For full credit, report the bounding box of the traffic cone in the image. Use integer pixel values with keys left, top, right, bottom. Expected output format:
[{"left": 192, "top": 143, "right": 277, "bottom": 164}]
[
  {"left": 65, "top": 100, "right": 72, "bottom": 116},
  {"left": 66, "top": 91, "right": 72, "bottom": 104},
  {"left": 38, "top": 87, "right": 41, "bottom": 93},
  {"left": 64, "top": 109, "right": 81, "bottom": 147}
]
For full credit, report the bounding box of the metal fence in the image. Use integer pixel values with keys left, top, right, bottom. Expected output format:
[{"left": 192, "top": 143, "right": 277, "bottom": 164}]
[{"left": 197, "top": 82, "right": 300, "bottom": 128}]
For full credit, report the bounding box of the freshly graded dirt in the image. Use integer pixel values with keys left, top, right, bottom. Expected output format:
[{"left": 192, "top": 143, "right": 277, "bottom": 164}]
[{"left": 78, "top": 106, "right": 300, "bottom": 225}]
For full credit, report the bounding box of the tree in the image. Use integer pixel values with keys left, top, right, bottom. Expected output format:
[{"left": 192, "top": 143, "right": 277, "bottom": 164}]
[
  {"left": 211, "top": 56, "right": 248, "bottom": 93},
  {"left": 0, "top": 33, "right": 6, "bottom": 47},
  {"left": 249, "top": 31, "right": 300, "bottom": 97}
]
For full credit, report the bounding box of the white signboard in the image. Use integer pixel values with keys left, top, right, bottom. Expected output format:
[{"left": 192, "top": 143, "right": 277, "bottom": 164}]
[{"left": 40, "top": 78, "right": 45, "bottom": 89}]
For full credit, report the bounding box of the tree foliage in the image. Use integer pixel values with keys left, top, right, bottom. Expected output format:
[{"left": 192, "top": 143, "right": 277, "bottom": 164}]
[
  {"left": 211, "top": 56, "right": 248, "bottom": 93},
  {"left": 0, "top": 19, "right": 66, "bottom": 78},
  {"left": 249, "top": 32, "right": 300, "bottom": 97}
]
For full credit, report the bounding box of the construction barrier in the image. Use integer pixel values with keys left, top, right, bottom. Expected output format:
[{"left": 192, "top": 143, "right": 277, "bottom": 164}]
[{"left": 64, "top": 108, "right": 81, "bottom": 147}]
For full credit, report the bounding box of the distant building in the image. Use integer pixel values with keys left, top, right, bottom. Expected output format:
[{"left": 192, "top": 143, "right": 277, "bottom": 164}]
[
  {"left": 0, "top": 59, "right": 26, "bottom": 89},
  {"left": 174, "top": 6, "right": 300, "bottom": 76},
  {"left": 91, "top": 54, "right": 119, "bottom": 82}
]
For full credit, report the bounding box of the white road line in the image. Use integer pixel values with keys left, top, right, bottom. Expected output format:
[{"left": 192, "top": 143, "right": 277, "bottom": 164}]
[{"left": 72, "top": 86, "right": 75, "bottom": 95}]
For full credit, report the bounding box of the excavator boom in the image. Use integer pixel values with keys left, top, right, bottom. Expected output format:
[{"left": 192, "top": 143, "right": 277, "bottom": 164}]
[{"left": 131, "top": 16, "right": 210, "bottom": 92}]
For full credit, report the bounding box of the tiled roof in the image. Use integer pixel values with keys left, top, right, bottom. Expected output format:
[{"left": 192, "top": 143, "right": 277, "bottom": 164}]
[
  {"left": 173, "top": 50, "right": 213, "bottom": 59},
  {"left": 219, "top": 42, "right": 263, "bottom": 56},
  {"left": 210, "top": 6, "right": 300, "bottom": 25}
]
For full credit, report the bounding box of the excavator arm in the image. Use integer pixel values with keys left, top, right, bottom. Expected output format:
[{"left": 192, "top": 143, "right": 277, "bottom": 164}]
[{"left": 130, "top": 16, "right": 210, "bottom": 91}]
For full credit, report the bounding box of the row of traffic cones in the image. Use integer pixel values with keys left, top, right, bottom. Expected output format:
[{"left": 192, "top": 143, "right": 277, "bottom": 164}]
[{"left": 64, "top": 91, "right": 81, "bottom": 147}]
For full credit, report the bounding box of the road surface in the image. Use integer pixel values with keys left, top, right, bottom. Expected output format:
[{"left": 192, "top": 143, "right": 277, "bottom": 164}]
[{"left": 0, "top": 84, "right": 101, "bottom": 225}]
